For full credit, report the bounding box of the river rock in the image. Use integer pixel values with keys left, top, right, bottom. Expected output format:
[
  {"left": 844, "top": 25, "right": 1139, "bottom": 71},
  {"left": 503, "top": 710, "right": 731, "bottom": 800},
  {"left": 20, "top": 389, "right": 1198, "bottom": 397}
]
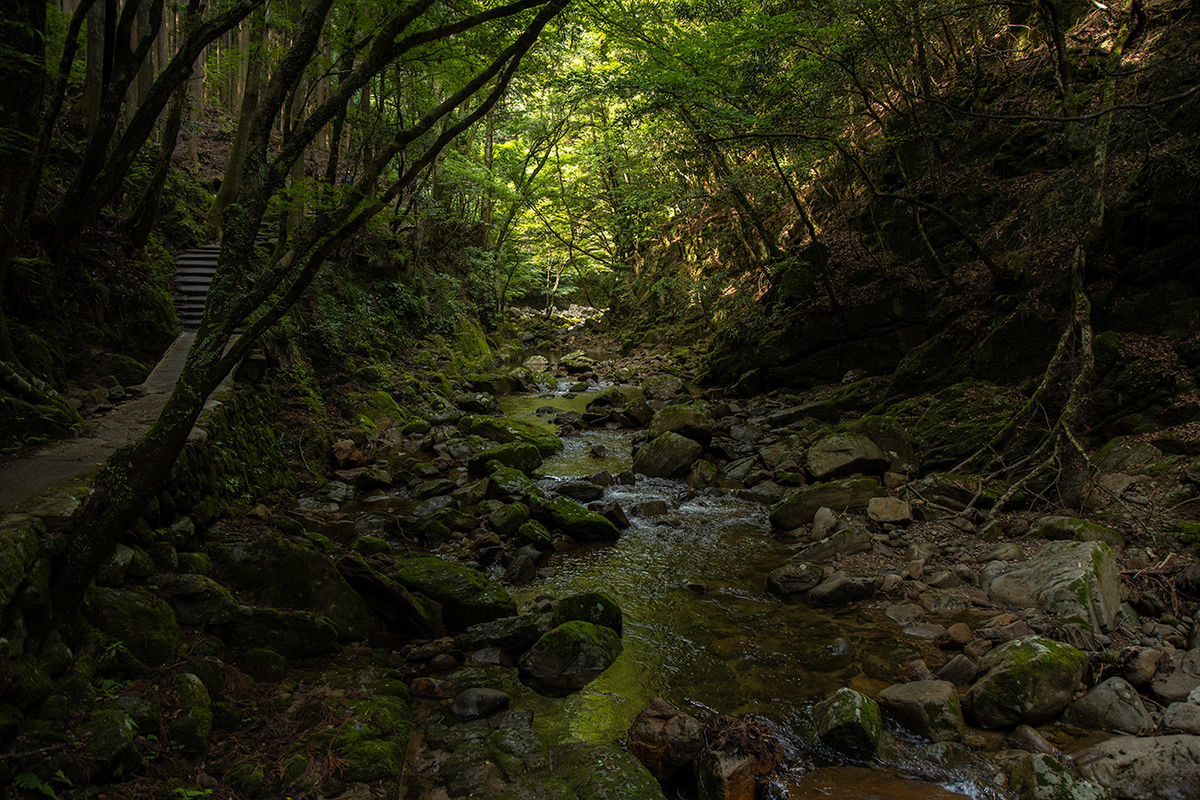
[
  {"left": 486, "top": 465, "right": 545, "bottom": 502},
  {"left": 769, "top": 478, "right": 886, "bottom": 530},
  {"left": 168, "top": 673, "right": 212, "bottom": 752},
  {"left": 791, "top": 525, "right": 872, "bottom": 563},
  {"left": 587, "top": 387, "right": 629, "bottom": 410},
  {"left": 811, "top": 506, "right": 843, "bottom": 540},
  {"left": 455, "top": 614, "right": 552, "bottom": 652},
  {"left": 626, "top": 698, "right": 704, "bottom": 779},
  {"left": 963, "top": 636, "right": 1087, "bottom": 728},
  {"left": 633, "top": 431, "right": 704, "bottom": 478},
  {"left": 390, "top": 555, "right": 516, "bottom": 628},
  {"left": 1029, "top": 516, "right": 1125, "bottom": 547},
  {"left": 980, "top": 541, "right": 1120, "bottom": 634},
  {"left": 805, "top": 432, "right": 889, "bottom": 480},
  {"left": 1009, "top": 753, "right": 1111, "bottom": 800},
  {"left": 467, "top": 442, "right": 543, "bottom": 476},
  {"left": 551, "top": 592, "right": 623, "bottom": 634},
  {"left": 877, "top": 680, "right": 965, "bottom": 743},
  {"left": 450, "top": 688, "right": 510, "bottom": 720},
  {"left": 1064, "top": 677, "right": 1153, "bottom": 734},
  {"left": 530, "top": 495, "right": 621, "bottom": 542},
  {"left": 555, "top": 480, "right": 605, "bottom": 502},
  {"left": 0, "top": 515, "right": 41, "bottom": 610},
  {"left": 85, "top": 586, "right": 182, "bottom": 669},
  {"left": 867, "top": 496, "right": 912, "bottom": 524},
  {"left": 518, "top": 621, "right": 622, "bottom": 696},
  {"left": 1150, "top": 648, "right": 1200, "bottom": 704},
  {"left": 648, "top": 403, "right": 714, "bottom": 447},
  {"left": 643, "top": 374, "right": 685, "bottom": 401},
  {"left": 1163, "top": 702, "right": 1200, "bottom": 734},
  {"left": 767, "top": 562, "right": 824, "bottom": 595},
  {"left": 813, "top": 688, "right": 882, "bottom": 757},
  {"left": 807, "top": 571, "right": 876, "bottom": 607},
  {"left": 1075, "top": 734, "right": 1200, "bottom": 800},
  {"left": 459, "top": 414, "right": 563, "bottom": 456}
]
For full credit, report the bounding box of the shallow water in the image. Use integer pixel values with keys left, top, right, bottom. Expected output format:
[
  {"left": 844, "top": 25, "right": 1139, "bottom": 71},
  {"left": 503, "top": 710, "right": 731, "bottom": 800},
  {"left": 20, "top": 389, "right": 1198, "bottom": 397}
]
[{"left": 498, "top": 386, "right": 1001, "bottom": 798}]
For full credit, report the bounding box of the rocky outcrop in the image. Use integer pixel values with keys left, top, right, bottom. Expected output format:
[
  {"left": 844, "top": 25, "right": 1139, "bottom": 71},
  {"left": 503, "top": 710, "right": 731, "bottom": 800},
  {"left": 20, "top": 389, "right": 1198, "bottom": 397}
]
[
  {"left": 1075, "top": 735, "right": 1200, "bottom": 800},
  {"left": 981, "top": 541, "right": 1121, "bottom": 634}
]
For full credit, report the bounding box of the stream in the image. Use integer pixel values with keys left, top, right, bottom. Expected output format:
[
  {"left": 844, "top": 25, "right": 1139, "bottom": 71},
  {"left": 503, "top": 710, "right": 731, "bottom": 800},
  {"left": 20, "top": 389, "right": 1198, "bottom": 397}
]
[{"left": 496, "top": 383, "right": 1005, "bottom": 798}]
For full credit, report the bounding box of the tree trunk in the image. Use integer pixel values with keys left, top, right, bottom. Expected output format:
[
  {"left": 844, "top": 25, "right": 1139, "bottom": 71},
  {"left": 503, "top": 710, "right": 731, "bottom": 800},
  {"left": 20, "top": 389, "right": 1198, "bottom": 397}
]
[
  {"left": 125, "top": 81, "right": 188, "bottom": 250},
  {"left": 0, "top": 0, "right": 47, "bottom": 279}
]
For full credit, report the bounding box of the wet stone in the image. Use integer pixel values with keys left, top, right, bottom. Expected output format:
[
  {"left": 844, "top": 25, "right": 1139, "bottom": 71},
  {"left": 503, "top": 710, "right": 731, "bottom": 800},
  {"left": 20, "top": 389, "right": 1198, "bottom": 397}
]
[{"left": 450, "top": 688, "right": 510, "bottom": 720}]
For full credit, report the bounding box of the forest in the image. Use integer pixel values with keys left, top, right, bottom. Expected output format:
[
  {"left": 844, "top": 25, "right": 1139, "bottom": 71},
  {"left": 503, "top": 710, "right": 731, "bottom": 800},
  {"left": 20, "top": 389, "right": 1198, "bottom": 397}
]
[{"left": 2, "top": 0, "right": 1200, "bottom": 797}]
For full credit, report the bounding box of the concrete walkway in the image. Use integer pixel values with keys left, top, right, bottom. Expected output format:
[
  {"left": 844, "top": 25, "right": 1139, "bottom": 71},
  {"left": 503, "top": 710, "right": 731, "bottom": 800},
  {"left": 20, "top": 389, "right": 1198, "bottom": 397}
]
[{"left": 0, "top": 245, "right": 229, "bottom": 512}]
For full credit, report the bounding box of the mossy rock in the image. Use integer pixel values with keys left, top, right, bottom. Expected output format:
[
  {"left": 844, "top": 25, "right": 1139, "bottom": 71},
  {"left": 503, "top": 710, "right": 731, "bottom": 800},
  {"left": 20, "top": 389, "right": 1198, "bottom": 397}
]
[
  {"left": 1029, "top": 516, "right": 1125, "bottom": 547},
  {"left": 769, "top": 478, "right": 885, "bottom": 530},
  {"left": 208, "top": 533, "right": 369, "bottom": 641},
  {"left": 884, "top": 380, "right": 1033, "bottom": 472},
  {"left": 217, "top": 606, "right": 339, "bottom": 659},
  {"left": 390, "top": 555, "right": 516, "bottom": 628},
  {"left": 460, "top": 415, "right": 563, "bottom": 457},
  {"left": 529, "top": 495, "right": 620, "bottom": 542},
  {"left": 813, "top": 687, "right": 882, "bottom": 757},
  {"left": 963, "top": 636, "right": 1087, "bottom": 729},
  {"left": 517, "top": 520, "right": 554, "bottom": 551},
  {"left": 0, "top": 515, "right": 42, "bottom": 610},
  {"left": 877, "top": 680, "right": 965, "bottom": 743},
  {"left": 550, "top": 592, "right": 623, "bottom": 635},
  {"left": 518, "top": 621, "right": 623, "bottom": 696},
  {"left": 632, "top": 431, "right": 703, "bottom": 479},
  {"left": 647, "top": 403, "right": 714, "bottom": 448},
  {"left": 85, "top": 586, "right": 183, "bottom": 669},
  {"left": 168, "top": 673, "right": 212, "bottom": 752},
  {"left": 468, "top": 442, "right": 543, "bottom": 476},
  {"left": 586, "top": 387, "right": 629, "bottom": 411}
]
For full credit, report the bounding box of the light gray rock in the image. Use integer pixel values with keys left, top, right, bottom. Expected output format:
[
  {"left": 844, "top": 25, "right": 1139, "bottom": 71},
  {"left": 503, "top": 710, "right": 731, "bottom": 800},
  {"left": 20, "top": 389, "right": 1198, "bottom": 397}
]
[
  {"left": 980, "top": 540, "right": 1121, "bottom": 634},
  {"left": 1150, "top": 648, "right": 1200, "bottom": 705},
  {"left": 1076, "top": 734, "right": 1200, "bottom": 800},
  {"left": 810, "top": 507, "right": 843, "bottom": 540},
  {"left": 1162, "top": 702, "right": 1200, "bottom": 734},
  {"left": 1064, "top": 677, "right": 1153, "bottom": 734},
  {"left": 647, "top": 403, "right": 714, "bottom": 448},
  {"left": 642, "top": 375, "right": 685, "bottom": 401},
  {"left": 867, "top": 496, "right": 912, "bottom": 524},
  {"left": 791, "top": 526, "right": 872, "bottom": 563},
  {"left": 769, "top": 478, "right": 886, "bottom": 530},
  {"left": 877, "top": 680, "right": 965, "bottom": 743},
  {"left": 805, "top": 433, "right": 889, "bottom": 480}
]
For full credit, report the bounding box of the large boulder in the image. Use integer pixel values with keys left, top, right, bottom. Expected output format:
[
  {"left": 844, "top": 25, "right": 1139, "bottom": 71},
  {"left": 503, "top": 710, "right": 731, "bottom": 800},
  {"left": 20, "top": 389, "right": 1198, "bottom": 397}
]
[
  {"left": 643, "top": 375, "right": 685, "bottom": 401},
  {"left": 633, "top": 432, "right": 704, "bottom": 478},
  {"left": 467, "top": 442, "right": 542, "bottom": 476},
  {"left": 455, "top": 614, "right": 553, "bottom": 652},
  {"left": 1075, "top": 735, "right": 1200, "bottom": 800},
  {"left": 805, "top": 432, "right": 889, "bottom": 480},
  {"left": 769, "top": 478, "right": 886, "bottom": 530},
  {"left": 208, "top": 534, "right": 370, "bottom": 641},
  {"left": 161, "top": 574, "right": 238, "bottom": 626},
  {"left": 813, "top": 688, "right": 882, "bottom": 757},
  {"left": 85, "top": 587, "right": 182, "bottom": 668},
  {"left": 460, "top": 414, "right": 563, "bottom": 456},
  {"left": 626, "top": 698, "right": 704, "bottom": 780},
  {"left": 767, "top": 562, "right": 824, "bottom": 595},
  {"left": 518, "top": 621, "right": 622, "bottom": 696},
  {"left": 550, "top": 592, "right": 623, "bottom": 634},
  {"left": 0, "top": 515, "right": 41, "bottom": 610},
  {"left": 217, "top": 605, "right": 339, "bottom": 658},
  {"left": 877, "top": 680, "right": 965, "bottom": 743},
  {"left": 980, "top": 541, "right": 1121, "bottom": 634},
  {"left": 486, "top": 464, "right": 546, "bottom": 502},
  {"left": 791, "top": 525, "right": 872, "bottom": 563},
  {"left": 807, "top": 571, "right": 877, "bottom": 607},
  {"left": 1064, "top": 677, "right": 1154, "bottom": 734},
  {"left": 390, "top": 555, "right": 516, "bottom": 628},
  {"left": 530, "top": 496, "right": 621, "bottom": 542},
  {"left": 1029, "top": 516, "right": 1125, "bottom": 547},
  {"left": 647, "top": 404, "right": 714, "bottom": 448},
  {"left": 963, "top": 636, "right": 1088, "bottom": 728}
]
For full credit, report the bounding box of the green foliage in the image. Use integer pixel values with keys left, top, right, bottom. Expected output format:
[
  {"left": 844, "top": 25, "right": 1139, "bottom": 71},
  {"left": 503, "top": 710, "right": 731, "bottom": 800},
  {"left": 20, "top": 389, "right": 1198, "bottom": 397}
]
[{"left": 14, "top": 769, "right": 72, "bottom": 798}]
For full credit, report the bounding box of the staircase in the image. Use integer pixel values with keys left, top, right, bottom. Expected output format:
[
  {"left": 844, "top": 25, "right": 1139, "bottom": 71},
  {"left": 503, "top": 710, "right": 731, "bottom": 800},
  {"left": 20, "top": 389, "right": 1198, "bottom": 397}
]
[{"left": 172, "top": 245, "right": 220, "bottom": 332}]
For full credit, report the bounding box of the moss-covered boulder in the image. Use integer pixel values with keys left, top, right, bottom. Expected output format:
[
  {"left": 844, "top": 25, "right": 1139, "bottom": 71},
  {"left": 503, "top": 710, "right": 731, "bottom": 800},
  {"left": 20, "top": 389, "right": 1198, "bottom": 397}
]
[
  {"left": 460, "top": 414, "right": 563, "bottom": 456},
  {"left": 517, "top": 519, "right": 555, "bottom": 551},
  {"left": 85, "top": 587, "right": 182, "bottom": 668},
  {"left": 586, "top": 387, "right": 629, "bottom": 410},
  {"left": 767, "top": 562, "right": 825, "bottom": 595},
  {"left": 980, "top": 541, "right": 1120, "bottom": 634},
  {"left": 486, "top": 464, "right": 546, "bottom": 503},
  {"left": 550, "top": 592, "right": 623, "bottom": 635},
  {"left": 160, "top": 574, "right": 238, "bottom": 626},
  {"left": 647, "top": 403, "right": 714, "bottom": 448},
  {"left": 518, "top": 621, "right": 623, "bottom": 696},
  {"left": 964, "top": 636, "right": 1088, "bottom": 729},
  {"left": 1009, "top": 753, "right": 1112, "bottom": 800},
  {"left": 168, "top": 673, "right": 212, "bottom": 752},
  {"left": 530, "top": 496, "right": 621, "bottom": 542},
  {"left": 455, "top": 614, "right": 554, "bottom": 652},
  {"left": 390, "top": 555, "right": 516, "bottom": 628},
  {"left": 813, "top": 687, "right": 882, "bottom": 757},
  {"left": 877, "top": 680, "right": 965, "bottom": 743},
  {"left": 1028, "top": 516, "right": 1125, "bottom": 547},
  {"left": 769, "top": 478, "right": 886, "bottom": 530},
  {"left": 632, "top": 432, "right": 703, "bottom": 479},
  {"left": 643, "top": 374, "right": 685, "bottom": 401},
  {"left": 208, "top": 533, "right": 370, "bottom": 641},
  {"left": 841, "top": 415, "right": 919, "bottom": 475},
  {"left": 217, "top": 605, "right": 340, "bottom": 659},
  {"left": 335, "top": 553, "right": 444, "bottom": 638},
  {"left": 468, "top": 442, "right": 543, "bottom": 476}
]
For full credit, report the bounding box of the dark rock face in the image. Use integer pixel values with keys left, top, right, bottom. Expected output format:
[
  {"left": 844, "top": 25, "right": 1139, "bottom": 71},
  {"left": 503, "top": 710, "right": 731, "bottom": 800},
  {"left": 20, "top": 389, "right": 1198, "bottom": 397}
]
[{"left": 625, "top": 698, "right": 704, "bottom": 780}]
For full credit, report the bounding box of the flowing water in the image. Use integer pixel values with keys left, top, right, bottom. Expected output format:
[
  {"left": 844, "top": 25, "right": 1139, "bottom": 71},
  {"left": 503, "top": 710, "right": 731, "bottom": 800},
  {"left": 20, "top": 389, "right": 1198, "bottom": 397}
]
[{"left": 498, "top": 384, "right": 1006, "bottom": 798}]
